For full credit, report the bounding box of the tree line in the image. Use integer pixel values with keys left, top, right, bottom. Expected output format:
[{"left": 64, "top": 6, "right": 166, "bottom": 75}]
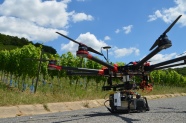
[
  {"left": 0, "top": 33, "right": 56, "bottom": 54},
  {"left": 174, "top": 67, "right": 186, "bottom": 76}
]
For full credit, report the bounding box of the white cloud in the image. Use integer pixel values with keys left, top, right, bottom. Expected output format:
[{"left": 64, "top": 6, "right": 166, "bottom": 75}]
[
  {"left": 61, "top": 32, "right": 107, "bottom": 55},
  {"left": 116, "top": 25, "right": 133, "bottom": 34},
  {"left": 177, "top": 51, "right": 186, "bottom": 56},
  {"left": 148, "top": 52, "right": 186, "bottom": 68},
  {"left": 112, "top": 47, "right": 140, "bottom": 58},
  {"left": 115, "top": 29, "right": 120, "bottom": 33},
  {"left": 71, "top": 12, "right": 94, "bottom": 23},
  {"left": 148, "top": 10, "right": 163, "bottom": 22},
  {"left": 0, "top": 0, "right": 71, "bottom": 28},
  {"left": 0, "top": 0, "right": 94, "bottom": 42},
  {"left": 61, "top": 32, "right": 141, "bottom": 59},
  {"left": 0, "top": 16, "right": 67, "bottom": 42},
  {"left": 148, "top": 0, "right": 186, "bottom": 26},
  {"left": 123, "top": 25, "right": 133, "bottom": 34},
  {"left": 104, "top": 36, "right": 111, "bottom": 41},
  {"left": 149, "top": 53, "right": 177, "bottom": 65}
]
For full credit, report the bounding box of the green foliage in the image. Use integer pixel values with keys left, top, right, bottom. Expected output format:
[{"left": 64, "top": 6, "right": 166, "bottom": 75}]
[
  {"left": 0, "top": 33, "right": 56, "bottom": 54},
  {"left": 115, "top": 62, "right": 125, "bottom": 66},
  {"left": 0, "top": 43, "right": 186, "bottom": 106},
  {"left": 150, "top": 70, "right": 186, "bottom": 87}
]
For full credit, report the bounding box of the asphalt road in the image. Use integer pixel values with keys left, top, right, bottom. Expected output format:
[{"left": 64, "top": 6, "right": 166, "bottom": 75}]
[{"left": 0, "top": 96, "right": 185, "bottom": 123}]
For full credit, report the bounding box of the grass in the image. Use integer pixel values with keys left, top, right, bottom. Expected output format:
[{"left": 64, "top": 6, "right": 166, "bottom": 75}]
[
  {"left": 138, "top": 85, "right": 186, "bottom": 96},
  {"left": 0, "top": 79, "right": 186, "bottom": 107},
  {"left": 0, "top": 80, "right": 108, "bottom": 106},
  {"left": 43, "top": 103, "right": 50, "bottom": 111}
]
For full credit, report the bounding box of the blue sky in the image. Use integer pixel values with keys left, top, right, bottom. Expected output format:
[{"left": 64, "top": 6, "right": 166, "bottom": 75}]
[{"left": 0, "top": 0, "right": 186, "bottom": 65}]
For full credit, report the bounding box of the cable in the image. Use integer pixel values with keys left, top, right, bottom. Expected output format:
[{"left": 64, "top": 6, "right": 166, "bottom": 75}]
[{"left": 104, "top": 99, "right": 113, "bottom": 113}]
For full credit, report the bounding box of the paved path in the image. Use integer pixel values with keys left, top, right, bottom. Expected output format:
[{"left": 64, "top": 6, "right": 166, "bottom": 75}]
[{"left": 0, "top": 95, "right": 186, "bottom": 123}]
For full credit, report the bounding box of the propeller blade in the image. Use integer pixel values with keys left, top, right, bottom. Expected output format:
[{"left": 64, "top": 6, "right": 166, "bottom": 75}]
[
  {"left": 87, "top": 47, "right": 103, "bottom": 56},
  {"left": 149, "top": 15, "right": 182, "bottom": 51},
  {"left": 56, "top": 32, "right": 81, "bottom": 45},
  {"left": 162, "top": 15, "right": 182, "bottom": 35},
  {"left": 56, "top": 32, "right": 103, "bottom": 56},
  {"left": 149, "top": 39, "right": 159, "bottom": 51}
]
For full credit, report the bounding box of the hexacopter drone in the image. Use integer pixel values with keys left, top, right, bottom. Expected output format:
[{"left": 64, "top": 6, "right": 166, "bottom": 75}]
[{"left": 48, "top": 15, "right": 185, "bottom": 113}]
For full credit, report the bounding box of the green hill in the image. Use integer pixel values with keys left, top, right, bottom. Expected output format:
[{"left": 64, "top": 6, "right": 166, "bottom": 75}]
[
  {"left": 0, "top": 33, "right": 57, "bottom": 54},
  {"left": 174, "top": 67, "right": 186, "bottom": 76}
]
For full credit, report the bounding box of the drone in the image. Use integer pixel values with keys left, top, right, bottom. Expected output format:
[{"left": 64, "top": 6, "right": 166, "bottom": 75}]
[{"left": 48, "top": 15, "right": 185, "bottom": 113}]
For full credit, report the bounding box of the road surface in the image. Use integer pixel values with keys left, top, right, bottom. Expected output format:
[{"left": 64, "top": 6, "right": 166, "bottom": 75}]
[{"left": 0, "top": 96, "right": 185, "bottom": 123}]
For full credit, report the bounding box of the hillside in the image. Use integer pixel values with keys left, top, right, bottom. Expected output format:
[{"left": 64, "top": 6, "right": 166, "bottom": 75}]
[
  {"left": 0, "top": 33, "right": 56, "bottom": 54},
  {"left": 174, "top": 67, "right": 186, "bottom": 76}
]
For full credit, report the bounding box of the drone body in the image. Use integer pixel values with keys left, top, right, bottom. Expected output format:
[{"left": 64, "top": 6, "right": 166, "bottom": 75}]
[{"left": 48, "top": 15, "right": 185, "bottom": 113}]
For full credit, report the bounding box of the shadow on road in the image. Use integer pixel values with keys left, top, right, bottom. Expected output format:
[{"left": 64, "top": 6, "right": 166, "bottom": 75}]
[
  {"left": 52, "top": 112, "right": 141, "bottom": 123},
  {"left": 149, "top": 106, "right": 186, "bottom": 114}
]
